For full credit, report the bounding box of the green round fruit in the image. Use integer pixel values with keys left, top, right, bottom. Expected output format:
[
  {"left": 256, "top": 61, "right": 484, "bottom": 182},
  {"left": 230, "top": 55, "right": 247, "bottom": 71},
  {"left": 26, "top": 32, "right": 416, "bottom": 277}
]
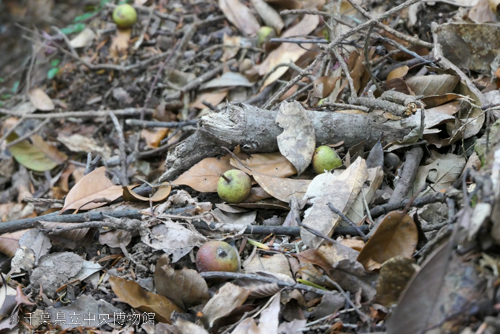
[
  {"left": 313, "top": 145, "right": 342, "bottom": 174},
  {"left": 217, "top": 169, "right": 251, "bottom": 203},
  {"left": 257, "top": 26, "right": 276, "bottom": 46},
  {"left": 113, "top": 4, "right": 137, "bottom": 29},
  {"left": 196, "top": 241, "right": 239, "bottom": 272}
]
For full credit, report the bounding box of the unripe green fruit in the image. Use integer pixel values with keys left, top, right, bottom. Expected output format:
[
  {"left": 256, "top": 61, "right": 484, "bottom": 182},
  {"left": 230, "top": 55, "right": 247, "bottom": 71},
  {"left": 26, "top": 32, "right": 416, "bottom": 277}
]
[
  {"left": 196, "top": 241, "right": 239, "bottom": 272},
  {"left": 313, "top": 145, "right": 342, "bottom": 174},
  {"left": 257, "top": 26, "right": 276, "bottom": 46},
  {"left": 113, "top": 4, "right": 137, "bottom": 29},
  {"left": 217, "top": 169, "right": 251, "bottom": 203}
]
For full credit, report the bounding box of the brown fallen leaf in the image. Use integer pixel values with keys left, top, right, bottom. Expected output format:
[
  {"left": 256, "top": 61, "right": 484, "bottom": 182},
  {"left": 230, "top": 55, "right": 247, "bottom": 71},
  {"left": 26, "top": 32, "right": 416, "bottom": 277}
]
[
  {"left": 301, "top": 157, "right": 368, "bottom": 249},
  {"left": 0, "top": 230, "right": 29, "bottom": 258},
  {"left": 191, "top": 90, "right": 228, "bottom": 109},
  {"left": 123, "top": 183, "right": 171, "bottom": 202},
  {"left": 405, "top": 74, "right": 459, "bottom": 97},
  {"left": 219, "top": 0, "right": 260, "bottom": 36},
  {"left": 28, "top": 88, "right": 54, "bottom": 111},
  {"left": 200, "top": 283, "right": 250, "bottom": 328},
  {"left": 172, "top": 155, "right": 233, "bottom": 192},
  {"left": 230, "top": 152, "right": 297, "bottom": 177},
  {"left": 357, "top": 210, "right": 418, "bottom": 271},
  {"left": 154, "top": 254, "right": 210, "bottom": 309},
  {"left": 61, "top": 167, "right": 123, "bottom": 213},
  {"left": 387, "top": 65, "right": 409, "bottom": 81},
  {"left": 257, "top": 15, "right": 319, "bottom": 88},
  {"left": 252, "top": 173, "right": 310, "bottom": 203},
  {"left": 109, "top": 276, "right": 182, "bottom": 324},
  {"left": 110, "top": 28, "right": 131, "bottom": 61},
  {"left": 30, "top": 134, "right": 68, "bottom": 165},
  {"left": 374, "top": 256, "right": 418, "bottom": 307}
]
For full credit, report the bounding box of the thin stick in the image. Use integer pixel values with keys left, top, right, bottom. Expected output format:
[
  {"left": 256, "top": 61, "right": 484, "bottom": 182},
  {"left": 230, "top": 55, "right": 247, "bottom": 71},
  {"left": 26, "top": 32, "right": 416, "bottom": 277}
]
[
  {"left": 363, "top": 25, "right": 384, "bottom": 93},
  {"left": 0, "top": 108, "right": 154, "bottom": 119},
  {"left": 6, "top": 119, "right": 50, "bottom": 148},
  {"left": 164, "top": 59, "right": 237, "bottom": 101},
  {"left": 140, "top": 40, "right": 178, "bottom": 120},
  {"left": 0, "top": 115, "right": 27, "bottom": 147},
  {"left": 108, "top": 112, "right": 129, "bottom": 186},
  {"left": 263, "top": 54, "right": 324, "bottom": 109},
  {"left": 200, "top": 272, "right": 333, "bottom": 295},
  {"left": 327, "top": 203, "right": 367, "bottom": 240},
  {"left": 125, "top": 119, "right": 197, "bottom": 128},
  {"left": 346, "top": 0, "right": 433, "bottom": 49},
  {"left": 264, "top": 0, "right": 424, "bottom": 107},
  {"left": 330, "top": 46, "right": 357, "bottom": 98}
]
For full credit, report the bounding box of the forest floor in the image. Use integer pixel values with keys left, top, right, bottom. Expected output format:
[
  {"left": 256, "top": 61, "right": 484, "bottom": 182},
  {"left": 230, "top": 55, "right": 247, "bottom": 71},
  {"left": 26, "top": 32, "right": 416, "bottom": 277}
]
[{"left": 1, "top": 0, "right": 500, "bottom": 333}]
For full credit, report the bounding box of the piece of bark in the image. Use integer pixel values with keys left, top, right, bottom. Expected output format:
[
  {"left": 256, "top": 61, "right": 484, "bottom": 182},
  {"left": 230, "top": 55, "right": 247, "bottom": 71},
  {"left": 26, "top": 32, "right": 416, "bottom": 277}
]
[{"left": 160, "top": 103, "right": 418, "bottom": 182}]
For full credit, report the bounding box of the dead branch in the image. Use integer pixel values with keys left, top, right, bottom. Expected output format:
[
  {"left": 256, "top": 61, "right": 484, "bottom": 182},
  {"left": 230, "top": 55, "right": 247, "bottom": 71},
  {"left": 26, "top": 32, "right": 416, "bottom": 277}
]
[{"left": 160, "top": 102, "right": 419, "bottom": 181}]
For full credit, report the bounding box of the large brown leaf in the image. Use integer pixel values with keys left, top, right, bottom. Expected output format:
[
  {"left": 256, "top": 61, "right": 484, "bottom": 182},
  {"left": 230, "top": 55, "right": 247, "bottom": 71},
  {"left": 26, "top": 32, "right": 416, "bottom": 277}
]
[
  {"left": 61, "top": 167, "right": 123, "bottom": 213},
  {"left": 405, "top": 74, "right": 459, "bottom": 97},
  {"left": 357, "top": 211, "right": 418, "bottom": 271},
  {"left": 154, "top": 254, "right": 209, "bottom": 309},
  {"left": 109, "top": 276, "right": 182, "bottom": 324},
  {"left": 230, "top": 152, "right": 297, "bottom": 177},
  {"left": 200, "top": 283, "right": 250, "bottom": 328},
  {"left": 28, "top": 88, "right": 54, "bottom": 111},
  {"left": 172, "top": 155, "right": 232, "bottom": 192},
  {"left": 219, "top": 0, "right": 260, "bottom": 36}
]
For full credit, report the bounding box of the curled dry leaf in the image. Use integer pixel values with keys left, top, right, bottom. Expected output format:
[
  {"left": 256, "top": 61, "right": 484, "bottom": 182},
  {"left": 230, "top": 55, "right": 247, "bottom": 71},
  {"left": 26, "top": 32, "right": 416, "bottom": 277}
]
[
  {"left": 61, "top": 167, "right": 123, "bottom": 213},
  {"left": 123, "top": 183, "right": 171, "bottom": 202},
  {"left": 387, "top": 65, "right": 409, "bottom": 81},
  {"left": 200, "top": 283, "right": 250, "bottom": 328},
  {"left": 357, "top": 210, "right": 418, "bottom": 271},
  {"left": 191, "top": 89, "right": 228, "bottom": 109},
  {"left": 250, "top": 0, "right": 284, "bottom": 34},
  {"left": 276, "top": 101, "right": 316, "bottom": 175},
  {"left": 141, "top": 128, "right": 169, "bottom": 148},
  {"left": 219, "top": 0, "right": 260, "bottom": 36},
  {"left": 231, "top": 293, "right": 280, "bottom": 334},
  {"left": 154, "top": 254, "right": 210, "bottom": 309},
  {"left": 109, "top": 276, "right": 182, "bottom": 324},
  {"left": 28, "top": 88, "right": 54, "bottom": 111}
]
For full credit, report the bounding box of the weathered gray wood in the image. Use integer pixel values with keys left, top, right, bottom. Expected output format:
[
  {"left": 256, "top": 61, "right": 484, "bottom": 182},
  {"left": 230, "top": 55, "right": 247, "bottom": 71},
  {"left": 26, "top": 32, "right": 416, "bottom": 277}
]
[{"left": 160, "top": 102, "right": 417, "bottom": 181}]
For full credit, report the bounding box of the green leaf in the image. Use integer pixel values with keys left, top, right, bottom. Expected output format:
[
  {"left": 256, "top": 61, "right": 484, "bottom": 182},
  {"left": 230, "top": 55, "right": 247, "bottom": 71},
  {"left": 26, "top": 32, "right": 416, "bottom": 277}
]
[
  {"left": 74, "top": 12, "right": 95, "bottom": 22},
  {"left": 11, "top": 81, "right": 19, "bottom": 94},
  {"left": 47, "top": 68, "right": 60, "bottom": 80},
  {"left": 1, "top": 94, "right": 12, "bottom": 100},
  {"left": 60, "top": 23, "right": 86, "bottom": 35},
  {"left": 7, "top": 133, "right": 64, "bottom": 172},
  {"left": 51, "top": 59, "right": 60, "bottom": 67},
  {"left": 100, "top": 0, "right": 111, "bottom": 6},
  {"left": 0, "top": 78, "right": 4, "bottom": 83}
]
